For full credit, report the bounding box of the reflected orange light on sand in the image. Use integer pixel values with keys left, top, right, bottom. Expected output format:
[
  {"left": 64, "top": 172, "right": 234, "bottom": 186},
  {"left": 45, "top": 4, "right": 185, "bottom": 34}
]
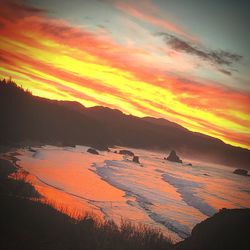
[
  {"left": 0, "top": 5, "right": 250, "bottom": 149},
  {"left": 35, "top": 182, "right": 103, "bottom": 220},
  {"left": 10, "top": 169, "right": 103, "bottom": 219},
  {"left": 14, "top": 148, "right": 131, "bottom": 220}
]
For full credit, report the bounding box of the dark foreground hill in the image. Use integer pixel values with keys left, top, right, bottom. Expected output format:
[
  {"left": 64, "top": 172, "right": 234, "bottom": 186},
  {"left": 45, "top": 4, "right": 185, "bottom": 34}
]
[
  {"left": 176, "top": 208, "right": 250, "bottom": 250},
  {"left": 0, "top": 79, "right": 250, "bottom": 168}
]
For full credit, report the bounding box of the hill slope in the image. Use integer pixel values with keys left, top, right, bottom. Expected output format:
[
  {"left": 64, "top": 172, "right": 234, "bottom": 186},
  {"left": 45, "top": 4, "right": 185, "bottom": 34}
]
[
  {"left": 0, "top": 80, "right": 111, "bottom": 149},
  {"left": 175, "top": 208, "right": 250, "bottom": 250},
  {"left": 0, "top": 79, "right": 249, "bottom": 168}
]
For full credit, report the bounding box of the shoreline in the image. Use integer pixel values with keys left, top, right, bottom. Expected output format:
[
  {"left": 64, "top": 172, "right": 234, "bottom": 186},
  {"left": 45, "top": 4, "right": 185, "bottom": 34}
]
[
  {"left": 0, "top": 152, "right": 173, "bottom": 249},
  {"left": 2, "top": 148, "right": 105, "bottom": 220},
  {"left": 8, "top": 145, "right": 250, "bottom": 242}
]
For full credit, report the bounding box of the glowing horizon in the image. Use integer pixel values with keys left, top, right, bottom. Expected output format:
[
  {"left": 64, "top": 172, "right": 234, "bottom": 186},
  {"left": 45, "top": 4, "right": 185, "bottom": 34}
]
[{"left": 0, "top": 0, "right": 250, "bottom": 149}]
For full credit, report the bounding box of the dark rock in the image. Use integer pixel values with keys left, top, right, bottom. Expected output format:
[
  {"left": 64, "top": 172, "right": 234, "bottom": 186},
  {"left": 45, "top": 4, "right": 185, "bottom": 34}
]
[
  {"left": 233, "top": 169, "right": 249, "bottom": 176},
  {"left": 119, "top": 150, "right": 134, "bottom": 157},
  {"left": 87, "top": 148, "right": 99, "bottom": 155},
  {"left": 186, "top": 163, "right": 192, "bottom": 166},
  {"left": 175, "top": 208, "right": 250, "bottom": 250},
  {"left": 132, "top": 156, "right": 140, "bottom": 164},
  {"left": 166, "top": 150, "right": 182, "bottom": 163}
]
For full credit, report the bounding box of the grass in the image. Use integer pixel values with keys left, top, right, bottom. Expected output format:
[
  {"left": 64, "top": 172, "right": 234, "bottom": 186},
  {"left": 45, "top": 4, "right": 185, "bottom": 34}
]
[{"left": 0, "top": 156, "right": 173, "bottom": 250}]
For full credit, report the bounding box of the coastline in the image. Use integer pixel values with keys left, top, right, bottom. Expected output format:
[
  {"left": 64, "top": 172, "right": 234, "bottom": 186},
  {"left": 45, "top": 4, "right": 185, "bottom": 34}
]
[
  {"left": 10, "top": 145, "right": 250, "bottom": 242},
  {"left": 1, "top": 146, "right": 249, "bottom": 250},
  {"left": 0, "top": 151, "right": 173, "bottom": 250}
]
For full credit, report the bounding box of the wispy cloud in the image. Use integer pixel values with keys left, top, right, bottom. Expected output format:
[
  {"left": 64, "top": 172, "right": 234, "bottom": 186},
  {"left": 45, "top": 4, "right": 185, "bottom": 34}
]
[
  {"left": 114, "top": 1, "right": 197, "bottom": 42},
  {"left": 158, "top": 32, "right": 242, "bottom": 74}
]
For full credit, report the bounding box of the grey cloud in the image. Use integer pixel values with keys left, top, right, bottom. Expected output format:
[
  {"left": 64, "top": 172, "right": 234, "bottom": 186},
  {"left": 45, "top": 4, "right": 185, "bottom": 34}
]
[
  {"left": 158, "top": 32, "right": 242, "bottom": 73},
  {"left": 218, "top": 69, "right": 232, "bottom": 76}
]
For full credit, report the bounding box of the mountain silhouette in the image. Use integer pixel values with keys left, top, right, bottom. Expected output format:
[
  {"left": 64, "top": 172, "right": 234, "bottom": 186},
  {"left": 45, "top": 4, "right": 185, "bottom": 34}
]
[
  {"left": 0, "top": 79, "right": 249, "bottom": 169},
  {"left": 0, "top": 79, "right": 111, "bottom": 149}
]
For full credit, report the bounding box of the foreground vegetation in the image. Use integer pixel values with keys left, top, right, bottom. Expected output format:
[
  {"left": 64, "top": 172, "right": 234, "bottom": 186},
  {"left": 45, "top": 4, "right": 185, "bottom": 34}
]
[{"left": 0, "top": 156, "right": 173, "bottom": 250}]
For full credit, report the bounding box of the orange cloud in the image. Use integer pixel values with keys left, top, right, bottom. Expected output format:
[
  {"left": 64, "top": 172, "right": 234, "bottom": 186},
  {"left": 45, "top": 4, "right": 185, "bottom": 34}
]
[{"left": 0, "top": 1, "right": 249, "bottom": 149}]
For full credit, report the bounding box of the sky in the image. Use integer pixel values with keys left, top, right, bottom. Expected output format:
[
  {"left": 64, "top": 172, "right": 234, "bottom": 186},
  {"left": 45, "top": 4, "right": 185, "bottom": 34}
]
[{"left": 0, "top": 0, "right": 250, "bottom": 149}]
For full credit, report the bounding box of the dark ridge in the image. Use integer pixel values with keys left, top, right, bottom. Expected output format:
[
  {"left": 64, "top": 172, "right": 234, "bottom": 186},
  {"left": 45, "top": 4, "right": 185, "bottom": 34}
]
[
  {"left": 1, "top": 79, "right": 250, "bottom": 168},
  {"left": 142, "top": 117, "right": 188, "bottom": 131},
  {"left": 56, "top": 100, "right": 86, "bottom": 112},
  {"left": 0, "top": 79, "right": 112, "bottom": 150}
]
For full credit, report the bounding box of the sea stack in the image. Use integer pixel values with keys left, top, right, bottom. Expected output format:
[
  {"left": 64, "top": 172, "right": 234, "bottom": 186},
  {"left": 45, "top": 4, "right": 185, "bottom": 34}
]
[
  {"left": 132, "top": 156, "right": 140, "bottom": 164},
  {"left": 165, "top": 150, "right": 182, "bottom": 163}
]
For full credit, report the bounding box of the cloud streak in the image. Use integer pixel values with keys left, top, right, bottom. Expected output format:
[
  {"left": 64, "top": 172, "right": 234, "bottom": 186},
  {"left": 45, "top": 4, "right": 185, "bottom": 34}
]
[
  {"left": 159, "top": 33, "right": 242, "bottom": 74},
  {"left": 114, "top": 1, "right": 197, "bottom": 42}
]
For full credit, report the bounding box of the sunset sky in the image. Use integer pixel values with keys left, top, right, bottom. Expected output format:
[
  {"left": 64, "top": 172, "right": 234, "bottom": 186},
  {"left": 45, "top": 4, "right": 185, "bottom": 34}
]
[{"left": 0, "top": 0, "right": 250, "bottom": 149}]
